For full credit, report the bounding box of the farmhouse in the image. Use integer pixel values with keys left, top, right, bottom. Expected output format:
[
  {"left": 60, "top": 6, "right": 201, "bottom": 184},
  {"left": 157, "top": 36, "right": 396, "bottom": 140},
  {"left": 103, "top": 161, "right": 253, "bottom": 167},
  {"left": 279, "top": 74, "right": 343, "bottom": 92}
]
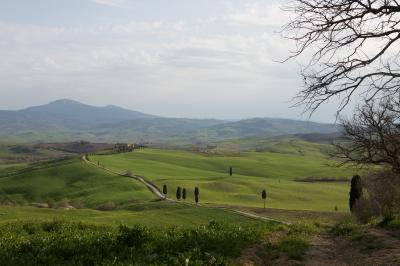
[{"left": 114, "top": 143, "right": 135, "bottom": 152}]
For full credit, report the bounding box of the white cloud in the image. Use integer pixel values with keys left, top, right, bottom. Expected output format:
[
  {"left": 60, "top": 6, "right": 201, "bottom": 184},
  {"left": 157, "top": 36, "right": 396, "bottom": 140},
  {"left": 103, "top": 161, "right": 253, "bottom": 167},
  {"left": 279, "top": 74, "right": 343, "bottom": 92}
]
[
  {"left": 90, "top": 0, "right": 129, "bottom": 8},
  {"left": 0, "top": 1, "right": 341, "bottom": 121},
  {"left": 223, "top": 2, "right": 289, "bottom": 26}
]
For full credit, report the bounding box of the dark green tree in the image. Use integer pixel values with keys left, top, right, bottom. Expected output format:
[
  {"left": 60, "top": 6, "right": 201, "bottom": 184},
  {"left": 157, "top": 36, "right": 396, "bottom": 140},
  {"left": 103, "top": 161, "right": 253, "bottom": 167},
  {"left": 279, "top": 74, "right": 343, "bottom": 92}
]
[
  {"left": 262, "top": 189, "right": 267, "bottom": 209},
  {"left": 176, "top": 187, "right": 182, "bottom": 200},
  {"left": 349, "top": 175, "right": 362, "bottom": 212},
  {"left": 182, "top": 188, "right": 186, "bottom": 200},
  {"left": 229, "top": 166, "right": 233, "bottom": 176},
  {"left": 194, "top": 187, "right": 199, "bottom": 204},
  {"left": 163, "top": 184, "right": 167, "bottom": 196}
]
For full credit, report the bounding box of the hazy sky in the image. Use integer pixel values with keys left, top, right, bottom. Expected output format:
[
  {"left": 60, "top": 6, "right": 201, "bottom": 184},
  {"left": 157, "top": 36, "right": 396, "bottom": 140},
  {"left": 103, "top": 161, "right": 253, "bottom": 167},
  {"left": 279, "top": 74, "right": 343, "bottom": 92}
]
[{"left": 0, "top": 0, "right": 345, "bottom": 121}]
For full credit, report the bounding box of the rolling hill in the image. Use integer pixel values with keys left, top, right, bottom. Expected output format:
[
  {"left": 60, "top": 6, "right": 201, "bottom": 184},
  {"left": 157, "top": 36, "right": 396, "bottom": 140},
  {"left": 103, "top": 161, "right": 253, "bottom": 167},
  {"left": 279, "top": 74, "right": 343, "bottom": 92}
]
[{"left": 0, "top": 99, "right": 340, "bottom": 143}]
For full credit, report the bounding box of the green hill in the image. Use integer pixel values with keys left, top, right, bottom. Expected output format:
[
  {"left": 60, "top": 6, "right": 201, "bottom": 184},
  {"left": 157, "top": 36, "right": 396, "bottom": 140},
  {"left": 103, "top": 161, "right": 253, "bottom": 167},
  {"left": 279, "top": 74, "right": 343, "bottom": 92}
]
[
  {"left": 0, "top": 158, "right": 153, "bottom": 207},
  {"left": 91, "top": 141, "right": 356, "bottom": 212}
]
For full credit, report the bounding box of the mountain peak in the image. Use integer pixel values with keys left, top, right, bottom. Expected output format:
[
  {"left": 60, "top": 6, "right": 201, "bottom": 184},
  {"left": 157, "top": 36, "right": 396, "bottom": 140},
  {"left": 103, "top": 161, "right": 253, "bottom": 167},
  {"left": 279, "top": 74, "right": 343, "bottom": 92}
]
[
  {"left": 49, "top": 98, "right": 81, "bottom": 104},
  {"left": 46, "top": 99, "right": 88, "bottom": 107}
]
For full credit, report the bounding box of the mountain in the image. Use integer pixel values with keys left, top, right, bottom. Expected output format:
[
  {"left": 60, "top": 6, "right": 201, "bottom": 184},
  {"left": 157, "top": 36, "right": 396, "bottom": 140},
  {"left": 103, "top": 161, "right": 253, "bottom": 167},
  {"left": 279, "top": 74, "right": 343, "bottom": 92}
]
[
  {"left": 0, "top": 99, "right": 340, "bottom": 143},
  {"left": 0, "top": 99, "right": 156, "bottom": 133},
  {"left": 204, "top": 118, "right": 338, "bottom": 139}
]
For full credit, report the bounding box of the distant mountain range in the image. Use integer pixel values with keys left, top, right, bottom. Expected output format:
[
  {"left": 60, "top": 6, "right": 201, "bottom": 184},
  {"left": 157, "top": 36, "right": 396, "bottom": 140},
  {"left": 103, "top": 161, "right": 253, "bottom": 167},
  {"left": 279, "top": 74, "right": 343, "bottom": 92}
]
[{"left": 0, "top": 99, "right": 340, "bottom": 143}]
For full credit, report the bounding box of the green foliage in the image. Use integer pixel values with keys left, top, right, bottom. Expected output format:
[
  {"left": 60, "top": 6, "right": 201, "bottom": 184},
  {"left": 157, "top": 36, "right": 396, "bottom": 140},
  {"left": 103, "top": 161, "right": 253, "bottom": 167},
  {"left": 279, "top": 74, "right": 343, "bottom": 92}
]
[
  {"left": 385, "top": 216, "right": 400, "bottom": 230},
  {"left": 0, "top": 220, "right": 273, "bottom": 265},
  {"left": 182, "top": 188, "right": 186, "bottom": 200},
  {"left": 262, "top": 221, "right": 314, "bottom": 261},
  {"left": 195, "top": 187, "right": 199, "bottom": 204},
  {"left": 278, "top": 236, "right": 309, "bottom": 260},
  {"left": 262, "top": 190, "right": 267, "bottom": 199},
  {"left": 176, "top": 186, "right": 182, "bottom": 200},
  {"left": 330, "top": 218, "right": 363, "bottom": 237}
]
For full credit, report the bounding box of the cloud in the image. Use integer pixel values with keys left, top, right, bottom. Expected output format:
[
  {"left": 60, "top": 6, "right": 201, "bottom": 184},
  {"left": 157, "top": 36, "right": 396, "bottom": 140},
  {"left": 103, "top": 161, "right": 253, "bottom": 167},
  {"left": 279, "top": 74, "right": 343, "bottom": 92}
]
[
  {"left": 0, "top": 1, "right": 343, "bottom": 121},
  {"left": 223, "top": 2, "right": 289, "bottom": 26},
  {"left": 90, "top": 0, "right": 129, "bottom": 8}
]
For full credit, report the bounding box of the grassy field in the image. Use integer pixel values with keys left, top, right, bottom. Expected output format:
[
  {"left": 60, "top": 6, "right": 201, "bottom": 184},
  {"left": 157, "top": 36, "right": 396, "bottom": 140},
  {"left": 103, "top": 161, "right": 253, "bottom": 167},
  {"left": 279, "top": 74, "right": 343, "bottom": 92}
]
[
  {"left": 0, "top": 202, "right": 262, "bottom": 228},
  {"left": 92, "top": 141, "right": 356, "bottom": 212},
  {"left": 0, "top": 158, "right": 154, "bottom": 207}
]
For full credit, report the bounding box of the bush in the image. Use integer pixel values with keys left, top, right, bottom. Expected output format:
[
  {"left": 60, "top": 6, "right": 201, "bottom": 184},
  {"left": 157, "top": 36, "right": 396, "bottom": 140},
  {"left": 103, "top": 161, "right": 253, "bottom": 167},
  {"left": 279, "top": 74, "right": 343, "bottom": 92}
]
[
  {"left": 353, "top": 170, "right": 400, "bottom": 222},
  {"left": 262, "top": 221, "right": 314, "bottom": 262},
  {"left": 97, "top": 201, "right": 117, "bottom": 211},
  {"left": 330, "top": 218, "right": 362, "bottom": 236},
  {"left": 279, "top": 236, "right": 309, "bottom": 260}
]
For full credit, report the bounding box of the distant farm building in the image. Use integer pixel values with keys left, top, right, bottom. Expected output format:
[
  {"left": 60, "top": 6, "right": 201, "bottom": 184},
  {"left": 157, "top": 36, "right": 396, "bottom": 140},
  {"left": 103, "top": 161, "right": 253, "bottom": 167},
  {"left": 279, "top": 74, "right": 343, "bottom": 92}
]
[
  {"left": 114, "top": 143, "right": 147, "bottom": 153},
  {"left": 114, "top": 143, "right": 135, "bottom": 152}
]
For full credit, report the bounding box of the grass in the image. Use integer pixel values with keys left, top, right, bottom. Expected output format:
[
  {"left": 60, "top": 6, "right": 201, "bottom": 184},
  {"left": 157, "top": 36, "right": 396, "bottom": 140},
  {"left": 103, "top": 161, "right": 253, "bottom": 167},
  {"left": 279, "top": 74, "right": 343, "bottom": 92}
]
[
  {"left": 92, "top": 145, "right": 356, "bottom": 211},
  {"left": 0, "top": 219, "right": 277, "bottom": 265},
  {"left": 0, "top": 158, "right": 154, "bottom": 207},
  {"left": 236, "top": 206, "right": 347, "bottom": 225},
  {"left": 0, "top": 202, "right": 263, "bottom": 228}
]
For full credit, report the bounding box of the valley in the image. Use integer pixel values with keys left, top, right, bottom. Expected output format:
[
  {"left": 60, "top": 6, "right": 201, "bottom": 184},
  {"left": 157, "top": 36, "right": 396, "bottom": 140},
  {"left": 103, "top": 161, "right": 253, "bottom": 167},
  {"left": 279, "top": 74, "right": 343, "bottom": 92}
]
[{"left": 0, "top": 100, "right": 394, "bottom": 265}]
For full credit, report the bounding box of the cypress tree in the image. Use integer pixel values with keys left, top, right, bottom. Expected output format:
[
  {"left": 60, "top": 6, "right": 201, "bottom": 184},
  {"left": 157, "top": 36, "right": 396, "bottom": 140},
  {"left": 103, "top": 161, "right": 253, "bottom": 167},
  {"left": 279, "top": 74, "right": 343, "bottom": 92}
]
[
  {"left": 182, "top": 188, "right": 186, "bottom": 200},
  {"left": 262, "top": 189, "right": 267, "bottom": 209},
  {"left": 349, "top": 175, "right": 362, "bottom": 212},
  {"left": 194, "top": 187, "right": 199, "bottom": 204},
  {"left": 229, "top": 166, "right": 233, "bottom": 176},
  {"left": 176, "top": 187, "right": 182, "bottom": 200},
  {"left": 163, "top": 184, "right": 167, "bottom": 196}
]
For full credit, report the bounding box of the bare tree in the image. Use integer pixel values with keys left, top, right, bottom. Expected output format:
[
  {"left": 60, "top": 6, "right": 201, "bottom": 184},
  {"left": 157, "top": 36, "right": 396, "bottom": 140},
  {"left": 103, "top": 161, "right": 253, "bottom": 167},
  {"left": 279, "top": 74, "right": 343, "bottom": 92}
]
[
  {"left": 284, "top": 0, "right": 400, "bottom": 113},
  {"left": 333, "top": 97, "right": 400, "bottom": 172}
]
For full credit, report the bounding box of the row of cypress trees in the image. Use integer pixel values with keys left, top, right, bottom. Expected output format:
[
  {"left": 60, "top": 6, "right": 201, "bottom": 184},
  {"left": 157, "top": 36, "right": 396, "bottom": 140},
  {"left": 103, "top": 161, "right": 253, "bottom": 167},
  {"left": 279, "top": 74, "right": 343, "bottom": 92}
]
[
  {"left": 162, "top": 184, "right": 268, "bottom": 207},
  {"left": 162, "top": 185, "right": 200, "bottom": 204}
]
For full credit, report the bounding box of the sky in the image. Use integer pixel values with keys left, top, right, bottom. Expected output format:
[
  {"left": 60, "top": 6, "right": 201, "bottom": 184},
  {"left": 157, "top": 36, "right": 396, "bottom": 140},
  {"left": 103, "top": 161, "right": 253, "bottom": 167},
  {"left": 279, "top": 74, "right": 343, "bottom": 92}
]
[{"left": 0, "top": 0, "right": 346, "bottom": 122}]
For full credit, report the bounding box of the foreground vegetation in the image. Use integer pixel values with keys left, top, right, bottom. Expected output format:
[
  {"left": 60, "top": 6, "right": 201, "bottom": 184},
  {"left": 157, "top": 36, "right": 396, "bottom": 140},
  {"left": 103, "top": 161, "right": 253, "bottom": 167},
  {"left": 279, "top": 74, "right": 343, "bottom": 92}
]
[{"left": 0, "top": 220, "right": 279, "bottom": 265}]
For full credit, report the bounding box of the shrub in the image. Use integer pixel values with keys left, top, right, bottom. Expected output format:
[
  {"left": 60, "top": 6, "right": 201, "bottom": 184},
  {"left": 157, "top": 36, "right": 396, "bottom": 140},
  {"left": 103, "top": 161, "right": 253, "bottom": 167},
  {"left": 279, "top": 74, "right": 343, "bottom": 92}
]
[
  {"left": 97, "top": 201, "right": 117, "bottom": 211},
  {"left": 330, "top": 218, "right": 362, "bottom": 236},
  {"left": 353, "top": 170, "right": 400, "bottom": 222},
  {"left": 279, "top": 236, "right": 309, "bottom": 260},
  {"left": 70, "top": 201, "right": 85, "bottom": 209},
  {"left": 46, "top": 198, "right": 56, "bottom": 208},
  {"left": 125, "top": 170, "right": 133, "bottom": 177}
]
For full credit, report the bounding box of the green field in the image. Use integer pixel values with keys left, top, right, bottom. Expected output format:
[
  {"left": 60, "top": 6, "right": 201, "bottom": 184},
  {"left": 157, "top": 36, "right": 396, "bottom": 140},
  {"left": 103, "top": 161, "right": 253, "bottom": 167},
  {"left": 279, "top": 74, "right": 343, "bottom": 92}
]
[
  {"left": 0, "top": 203, "right": 261, "bottom": 228},
  {"left": 92, "top": 141, "right": 356, "bottom": 212},
  {"left": 0, "top": 158, "right": 154, "bottom": 207}
]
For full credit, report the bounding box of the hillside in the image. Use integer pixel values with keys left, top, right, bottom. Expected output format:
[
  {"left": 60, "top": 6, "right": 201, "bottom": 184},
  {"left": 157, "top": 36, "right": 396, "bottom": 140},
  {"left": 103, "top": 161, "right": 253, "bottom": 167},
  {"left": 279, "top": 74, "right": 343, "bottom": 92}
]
[
  {"left": 0, "top": 99, "right": 339, "bottom": 143},
  {"left": 0, "top": 158, "right": 154, "bottom": 207},
  {"left": 92, "top": 144, "right": 355, "bottom": 212}
]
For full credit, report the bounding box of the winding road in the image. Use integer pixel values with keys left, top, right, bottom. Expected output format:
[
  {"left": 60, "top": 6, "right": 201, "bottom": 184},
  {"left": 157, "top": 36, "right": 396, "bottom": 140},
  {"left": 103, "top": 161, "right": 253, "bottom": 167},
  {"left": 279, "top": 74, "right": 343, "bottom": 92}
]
[{"left": 82, "top": 155, "right": 290, "bottom": 225}]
